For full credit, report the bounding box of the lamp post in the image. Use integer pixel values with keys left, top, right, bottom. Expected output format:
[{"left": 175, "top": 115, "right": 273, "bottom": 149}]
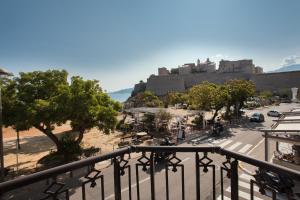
[{"left": 0, "top": 68, "right": 13, "bottom": 182}]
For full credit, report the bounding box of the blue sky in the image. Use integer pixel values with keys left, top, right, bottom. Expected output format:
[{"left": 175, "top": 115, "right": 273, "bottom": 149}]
[{"left": 1, "top": 0, "right": 300, "bottom": 91}]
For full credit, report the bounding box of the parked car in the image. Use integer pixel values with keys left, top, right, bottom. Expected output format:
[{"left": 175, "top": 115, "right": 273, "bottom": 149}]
[
  {"left": 250, "top": 113, "right": 265, "bottom": 122},
  {"left": 267, "top": 110, "right": 282, "bottom": 117},
  {"left": 280, "top": 98, "right": 292, "bottom": 103}
]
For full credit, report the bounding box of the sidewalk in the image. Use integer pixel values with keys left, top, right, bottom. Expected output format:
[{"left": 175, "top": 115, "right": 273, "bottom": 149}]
[{"left": 240, "top": 138, "right": 300, "bottom": 199}]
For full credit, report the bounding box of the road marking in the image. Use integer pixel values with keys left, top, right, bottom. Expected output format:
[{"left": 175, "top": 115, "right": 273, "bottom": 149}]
[
  {"left": 179, "top": 157, "right": 191, "bottom": 164},
  {"left": 240, "top": 173, "right": 254, "bottom": 181},
  {"left": 227, "top": 142, "right": 242, "bottom": 151},
  {"left": 219, "top": 140, "right": 233, "bottom": 148},
  {"left": 246, "top": 139, "right": 264, "bottom": 156},
  {"left": 239, "top": 180, "right": 259, "bottom": 192},
  {"left": 238, "top": 144, "right": 252, "bottom": 153},
  {"left": 226, "top": 187, "right": 263, "bottom": 200},
  {"left": 105, "top": 157, "right": 191, "bottom": 200},
  {"left": 211, "top": 138, "right": 227, "bottom": 144},
  {"left": 217, "top": 195, "right": 231, "bottom": 200}
]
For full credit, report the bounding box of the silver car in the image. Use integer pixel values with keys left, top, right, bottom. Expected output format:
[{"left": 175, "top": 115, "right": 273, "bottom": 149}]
[{"left": 267, "top": 110, "right": 282, "bottom": 117}]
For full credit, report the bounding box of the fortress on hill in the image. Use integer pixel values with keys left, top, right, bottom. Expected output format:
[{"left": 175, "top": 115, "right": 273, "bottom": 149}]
[{"left": 132, "top": 58, "right": 300, "bottom": 96}]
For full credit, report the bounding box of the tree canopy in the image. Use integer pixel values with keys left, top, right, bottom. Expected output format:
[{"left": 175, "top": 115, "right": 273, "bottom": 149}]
[
  {"left": 132, "top": 91, "right": 163, "bottom": 107},
  {"left": 2, "top": 70, "right": 121, "bottom": 153},
  {"left": 167, "top": 92, "right": 188, "bottom": 106},
  {"left": 225, "top": 79, "right": 255, "bottom": 116},
  {"left": 259, "top": 90, "right": 273, "bottom": 99},
  {"left": 188, "top": 81, "right": 217, "bottom": 111},
  {"left": 188, "top": 80, "right": 255, "bottom": 120}
]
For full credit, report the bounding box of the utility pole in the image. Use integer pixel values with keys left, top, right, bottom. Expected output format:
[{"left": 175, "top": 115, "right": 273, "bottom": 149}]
[{"left": 0, "top": 68, "right": 13, "bottom": 182}]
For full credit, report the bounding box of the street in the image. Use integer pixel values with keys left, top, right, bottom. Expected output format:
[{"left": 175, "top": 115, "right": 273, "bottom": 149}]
[
  {"left": 3, "top": 103, "right": 299, "bottom": 200},
  {"left": 75, "top": 103, "right": 298, "bottom": 200}
]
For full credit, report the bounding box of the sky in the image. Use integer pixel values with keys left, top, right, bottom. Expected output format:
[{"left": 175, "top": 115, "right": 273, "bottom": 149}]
[{"left": 1, "top": 0, "right": 300, "bottom": 91}]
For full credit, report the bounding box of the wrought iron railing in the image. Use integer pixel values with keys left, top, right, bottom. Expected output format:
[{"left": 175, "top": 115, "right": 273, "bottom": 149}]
[{"left": 0, "top": 146, "right": 299, "bottom": 200}]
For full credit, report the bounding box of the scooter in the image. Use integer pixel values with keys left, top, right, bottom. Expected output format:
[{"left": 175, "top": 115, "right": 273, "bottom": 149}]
[
  {"left": 211, "top": 122, "right": 224, "bottom": 136},
  {"left": 154, "top": 137, "right": 175, "bottom": 163},
  {"left": 253, "top": 169, "right": 295, "bottom": 199}
]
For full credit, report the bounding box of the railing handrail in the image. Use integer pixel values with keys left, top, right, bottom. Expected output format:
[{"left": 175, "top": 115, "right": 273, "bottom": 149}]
[
  {"left": 260, "top": 129, "right": 300, "bottom": 132},
  {"left": 219, "top": 148, "right": 300, "bottom": 178},
  {"left": 132, "top": 146, "right": 300, "bottom": 178},
  {"left": 132, "top": 145, "right": 220, "bottom": 153},
  {"left": 1, "top": 145, "right": 300, "bottom": 194},
  {"left": 0, "top": 147, "right": 131, "bottom": 193}
]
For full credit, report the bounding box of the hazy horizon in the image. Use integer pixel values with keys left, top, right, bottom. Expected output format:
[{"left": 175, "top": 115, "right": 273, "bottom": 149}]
[{"left": 1, "top": 0, "right": 300, "bottom": 91}]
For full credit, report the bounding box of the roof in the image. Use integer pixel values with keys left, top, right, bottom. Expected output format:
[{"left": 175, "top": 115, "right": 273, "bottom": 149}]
[{"left": 265, "top": 109, "right": 300, "bottom": 135}]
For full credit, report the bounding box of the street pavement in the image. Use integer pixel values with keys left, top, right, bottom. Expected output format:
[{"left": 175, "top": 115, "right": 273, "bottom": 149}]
[
  {"left": 77, "top": 103, "right": 299, "bottom": 200},
  {"left": 3, "top": 103, "right": 300, "bottom": 200}
]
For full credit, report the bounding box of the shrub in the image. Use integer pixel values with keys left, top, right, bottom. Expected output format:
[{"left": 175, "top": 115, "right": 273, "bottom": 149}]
[
  {"left": 60, "top": 134, "right": 82, "bottom": 161},
  {"left": 192, "top": 113, "right": 204, "bottom": 129}
]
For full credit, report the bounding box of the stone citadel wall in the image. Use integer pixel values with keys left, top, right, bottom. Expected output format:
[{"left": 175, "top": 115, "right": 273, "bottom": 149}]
[
  {"left": 146, "top": 75, "right": 185, "bottom": 96},
  {"left": 251, "top": 71, "right": 300, "bottom": 92},
  {"left": 144, "top": 71, "right": 300, "bottom": 96},
  {"left": 183, "top": 72, "right": 251, "bottom": 88}
]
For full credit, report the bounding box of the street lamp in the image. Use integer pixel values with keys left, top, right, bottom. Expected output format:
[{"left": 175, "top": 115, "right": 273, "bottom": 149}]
[{"left": 0, "top": 68, "right": 13, "bottom": 182}]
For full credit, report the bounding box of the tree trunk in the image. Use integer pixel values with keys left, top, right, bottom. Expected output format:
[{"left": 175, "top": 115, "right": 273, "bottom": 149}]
[
  {"left": 16, "top": 131, "right": 21, "bottom": 149},
  {"left": 225, "top": 104, "right": 231, "bottom": 118},
  {"left": 75, "top": 127, "right": 85, "bottom": 144},
  {"left": 75, "top": 131, "right": 84, "bottom": 144},
  {"left": 211, "top": 109, "right": 220, "bottom": 121},
  {"left": 35, "top": 125, "right": 63, "bottom": 152}
]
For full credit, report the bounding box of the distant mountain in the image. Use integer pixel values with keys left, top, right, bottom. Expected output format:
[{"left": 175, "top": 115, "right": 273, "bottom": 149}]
[
  {"left": 269, "top": 64, "right": 300, "bottom": 73},
  {"left": 108, "top": 88, "right": 133, "bottom": 102}
]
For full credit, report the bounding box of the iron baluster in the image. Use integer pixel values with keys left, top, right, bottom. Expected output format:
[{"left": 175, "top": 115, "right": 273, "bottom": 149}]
[
  {"left": 230, "top": 159, "right": 238, "bottom": 200},
  {"left": 149, "top": 152, "right": 156, "bottom": 200},
  {"left": 113, "top": 157, "right": 121, "bottom": 200}
]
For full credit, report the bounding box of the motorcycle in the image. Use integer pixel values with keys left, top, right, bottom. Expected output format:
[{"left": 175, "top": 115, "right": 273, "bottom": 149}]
[
  {"left": 254, "top": 169, "right": 295, "bottom": 199},
  {"left": 154, "top": 137, "right": 175, "bottom": 163},
  {"left": 211, "top": 122, "right": 224, "bottom": 136}
]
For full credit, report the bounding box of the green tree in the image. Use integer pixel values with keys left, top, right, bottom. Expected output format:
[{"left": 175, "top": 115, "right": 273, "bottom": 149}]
[
  {"left": 259, "top": 90, "right": 273, "bottom": 99},
  {"left": 225, "top": 80, "right": 255, "bottom": 117},
  {"left": 1, "top": 78, "right": 29, "bottom": 148},
  {"left": 68, "top": 76, "right": 121, "bottom": 144},
  {"left": 188, "top": 82, "right": 230, "bottom": 121},
  {"left": 192, "top": 113, "right": 204, "bottom": 129},
  {"left": 167, "top": 92, "right": 188, "bottom": 106},
  {"left": 155, "top": 109, "right": 172, "bottom": 132},
  {"left": 188, "top": 81, "right": 216, "bottom": 111},
  {"left": 277, "top": 88, "right": 292, "bottom": 99},
  {"left": 134, "top": 91, "right": 163, "bottom": 107},
  {"left": 2, "top": 70, "right": 121, "bottom": 153},
  {"left": 8, "top": 70, "right": 70, "bottom": 152},
  {"left": 142, "top": 112, "right": 155, "bottom": 132},
  {"left": 211, "top": 85, "right": 230, "bottom": 121}
]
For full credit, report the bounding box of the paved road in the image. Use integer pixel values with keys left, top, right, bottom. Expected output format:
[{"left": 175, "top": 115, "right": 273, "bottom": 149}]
[
  {"left": 4, "top": 103, "right": 299, "bottom": 200},
  {"left": 75, "top": 103, "right": 298, "bottom": 200}
]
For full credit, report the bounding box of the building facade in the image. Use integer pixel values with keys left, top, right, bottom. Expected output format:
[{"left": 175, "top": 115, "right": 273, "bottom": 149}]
[
  {"left": 132, "top": 58, "right": 299, "bottom": 96},
  {"left": 218, "top": 59, "right": 256, "bottom": 73}
]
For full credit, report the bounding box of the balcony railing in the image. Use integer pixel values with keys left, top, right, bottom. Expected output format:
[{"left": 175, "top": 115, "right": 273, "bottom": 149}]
[{"left": 0, "top": 146, "right": 300, "bottom": 200}]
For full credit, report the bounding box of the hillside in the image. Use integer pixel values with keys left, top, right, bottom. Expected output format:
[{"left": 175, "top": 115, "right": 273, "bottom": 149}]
[
  {"left": 269, "top": 64, "right": 300, "bottom": 73},
  {"left": 108, "top": 88, "right": 133, "bottom": 102}
]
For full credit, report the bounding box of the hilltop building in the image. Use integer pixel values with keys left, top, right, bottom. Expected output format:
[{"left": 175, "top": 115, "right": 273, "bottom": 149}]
[
  {"left": 132, "top": 58, "right": 300, "bottom": 96},
  {"left": 158, "top": 67, "right": 170, "bottom": 76},
  {"left": 218, "top": 59, "right": 262, "bottom": 74},
  {"left": 158, "top": 58, "right": 263, "bottom": 76},
  {"left": 158, "top": 58, "right": 217, "bottom": 76}
]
